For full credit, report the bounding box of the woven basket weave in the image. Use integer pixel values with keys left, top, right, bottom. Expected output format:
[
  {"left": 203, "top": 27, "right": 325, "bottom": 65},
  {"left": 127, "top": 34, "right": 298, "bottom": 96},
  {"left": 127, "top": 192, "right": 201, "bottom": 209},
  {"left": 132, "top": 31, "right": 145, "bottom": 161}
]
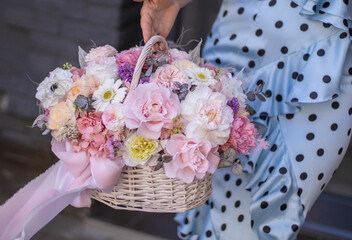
[{"left": 91, "top": 36, "right": 213, "bottom": 213}]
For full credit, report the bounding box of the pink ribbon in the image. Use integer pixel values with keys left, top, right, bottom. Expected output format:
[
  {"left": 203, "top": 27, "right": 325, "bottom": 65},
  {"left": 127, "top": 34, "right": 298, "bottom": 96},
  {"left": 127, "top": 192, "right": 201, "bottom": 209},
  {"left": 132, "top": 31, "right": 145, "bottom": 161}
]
[{"left": 0, "top": 139, "right": 124, "bottom": 240}]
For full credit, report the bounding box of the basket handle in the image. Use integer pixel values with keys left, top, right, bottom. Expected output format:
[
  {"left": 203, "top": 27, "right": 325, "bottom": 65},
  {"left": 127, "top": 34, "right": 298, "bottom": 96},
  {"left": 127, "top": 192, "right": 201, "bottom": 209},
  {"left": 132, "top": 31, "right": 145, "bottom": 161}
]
[{"left": 130, "top": 35, "right": 169, "bottom": 89}]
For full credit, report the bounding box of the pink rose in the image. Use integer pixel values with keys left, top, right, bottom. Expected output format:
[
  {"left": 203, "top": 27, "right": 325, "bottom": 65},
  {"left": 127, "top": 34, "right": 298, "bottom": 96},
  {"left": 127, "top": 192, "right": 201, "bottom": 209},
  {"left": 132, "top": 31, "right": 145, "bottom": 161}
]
[
  {"left": 150, "top": 64, "right": 188, "bottom": 89},
  {"left": 221, "top": 116, "right": 257, "bottom": 155},
  {"left": 122, "top": 83, "right": 181, "bottom": 139},
  {"left": 164, "top": 134, "right": 220, "bottom": 183},
  {"left": 86, "top": 45, "right": 118, "bottom": 64}
]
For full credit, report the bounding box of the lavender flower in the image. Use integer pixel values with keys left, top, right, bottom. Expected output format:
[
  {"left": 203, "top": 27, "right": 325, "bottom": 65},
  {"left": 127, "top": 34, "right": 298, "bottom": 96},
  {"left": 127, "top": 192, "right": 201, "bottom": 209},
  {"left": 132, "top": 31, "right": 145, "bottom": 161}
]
[
  {"left": 139, "top": 77, "right": 150, "bottom": 84},
  {"left": 118, "top": 63, "right": 135, "bottom": 82},
  {"left": 227, "top": 97, "right": 240, "bottom": 115},
  {"left": 106, "top": 136, "right": 123, "bottom": 159}
]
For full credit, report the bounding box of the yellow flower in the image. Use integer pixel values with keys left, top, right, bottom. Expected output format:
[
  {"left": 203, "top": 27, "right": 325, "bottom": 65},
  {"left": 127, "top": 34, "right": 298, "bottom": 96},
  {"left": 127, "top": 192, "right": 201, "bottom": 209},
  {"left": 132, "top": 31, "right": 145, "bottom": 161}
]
[
  {"left": 171, "top": 60, "right": 198, "bottom": 70},
  {"left": 47, "top": 101, "right": 76, "bottom": 131},
  {"left": 123, "top": 133, "right": 161, "bottom": 166}
]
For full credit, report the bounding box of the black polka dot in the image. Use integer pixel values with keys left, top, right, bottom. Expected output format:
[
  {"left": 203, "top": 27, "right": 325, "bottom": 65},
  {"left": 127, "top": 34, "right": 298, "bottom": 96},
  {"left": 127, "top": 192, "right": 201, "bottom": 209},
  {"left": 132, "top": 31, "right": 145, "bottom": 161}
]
[
  {"left": 331, "top": 101, "right": 339, "bottom": 109},
  {"left": 276, "top": 94, "right": 283, "bottom": 102},
  {"left": 296, "top": 154, "right": 304, "bottom": 162},
  {"left": 338, "top": 147, "right": 343, "bottom": 155},
  {"left": 331, "top": 123, "right": 338, "bottom": 131},
  {"left": 309, "top": 114, "right": 317, "bottom": 121},
  {"left": 348, "top": 128, "right": 351, "bottom": 136},
  {"left": 238, "top": 214, "right": 244, "bottom": 222},
  {"left": 310, "top": 91, "right": 318, "bottom": 99},
  {"left": 303, "top": 53, "right": 310, "bottom": 61},
  {"left": 302, "top": 204, "right": 305, "bottom": 211},
  {"left": 263, "top": 226, "right": 271, "bottom": 233},
  {"left": 292, "top": 72, "right": 298, "bottom": 79},
  {"left": 226, "top": 191, "right": 232, "bottom": 198},
  {"left": 317, "top": 49, "right": 325, "bottom": 56},
  {"left": 253, "top": 14, "right": 257, "bottom": 21},
  {"left": 269, "top": 166, "right": 275, "bottom": 174},
  {"left": 291, "top": 97, "right": 298, "bottom": 102},
  {"left": 213, "top": 39, "right": 219, "bottom": 46},
  {"left": 223, "top": 10, "right": 228, "bottom": 17},
  {"left": 206, "top": 230, "right": 212, "bottom": 237},
  {"left": 210, "top": 202, "right": 214, "bottom": 209},
  {"left": 234, "top": 200, "right": 241, "bottom": 208},
  {"left": 277, "top": 61, "right": 284, "bottom": 69},
  {"left": 319, "top": 10, "right": 326, "bottom": 14},
  {"left": 340, "top": 32, "right": 348, "bottom": 39},
  {"left": 209, "top": 32, "right": 212, "bottom": 38},
  {"left": 248, "top": 161, "right": 254, "bottom": 168},
  {"left": 259, "top": 112, "right": 268, "bottom": 120},
  {"left": 257, "top": 49, "right": 265, "bottom": 56},
  {"left": 263, "top": 191, "right": 269, "bottom": 196},
  {"left": 195, "top": 211, "right": 200, "bottom": 217},
  {"left": 275, "top": 21, "right": 283, "bottom": 28},
  {"left": 297, "top": 188, "right": 303, "bottom": 197},
  {"left": 286, "top": 114, "right": 294, "bottom": 119},
  {"left": 332, "top": 93, "right": 339, "bottom": 99},
  {"left": 224, "top": 174, "right": 230, "bottom": 181},
  {"left": 238, "top": 7, "right": 244, "bottom": 14},
  {"left": 343, "top": 0, "right": 348, "bottom": 5},
  {"left": 280, "top": 203, "right": 287, "bottom": 211},
  {"left": 323, "top": 75, "right": 331, "bottom": 83},
  {"left": 265, "top": 89, "right": 272, "bottom": 97},
  {"left": 290, "top": 1, "right": 298, "bottom": 8},
  {"left": 322, "top": 2, "right": 330, "bottom": 8},
  {"left": 248, "top": 60, "right": 256, "bottom": 68},
  {"left": 180, "top": 233, "right": 187, "bottom": 237},
  {"left": 318, "top": 173, "right": 324, "bottom": 180},
  {"left": 221, "top": 223, "right": 227, "bottom": 231},
  {"left": 184, "top": 218, "right": 189, "bottom": 224},
  {"left": 349, "top": 108, "right": 352, "bottom": 115},
  {"left": 281, "top": 185, "right": 288, "bottom": 193},
  {"left": 321, "top": 183, "right": 326, "bottom": 191},
  {"left": 261, "top": 201, "right": 268, "bottom": 209},
  {"left": 269, "top": 0, "right": 276, "bottom": 6},
  {"left": 300, "top": 172, "right": 308, "bottom": 180},
  {"left": 251, "top": 220, "right": 254, "bottom": 228},
  {"left": 349, "top": 28, "right": 352, "bottom": 37},
  {"left": 215, "top": 58, "right": 221, "bottom": 64},
  {"left": 323, "top": 22, "right": 332, "bottom": 28},
  {"left": 236, "top": 179, "right": 242, "bottom": 186},
  {"left": 300, "top": 23, "right": 309, "bottom": 32},
  {"left": 312, "top": 5, "right": 317, "bottom": 12},
  {"left": 306, "top": 132, "right": 315, "bottom": 140},
  {"left": 279, "top": 167, "right": 287, "bottom": 174},
  {"left": 317, "top": 148, "right": 324, "bottom": 156},
  {"left": 242, "top": 46, "right": 249, "bottom": 52},
  {"left": 281, "top": 46, "right": 288, "bottom": 54},
  {"left": 256, "top": 29, "right": 263, "bottom": 36},
  {"left": 349, "top": 68, "right": 352, "bottom": 75},
  {"left": 230, "top": 34, "right": 237, "bottom": 40},
  {"left": 291, "top": 224, "right": 299, "bottom": 232},
  {"left": 221, "top": 205, "right": 226, "bottom": 212},
  {"left": 343, "top": 19, "right": 348, "bottom": 27},
  {"left": 297, "top": 74, "right": 304, "bottom": 82}
]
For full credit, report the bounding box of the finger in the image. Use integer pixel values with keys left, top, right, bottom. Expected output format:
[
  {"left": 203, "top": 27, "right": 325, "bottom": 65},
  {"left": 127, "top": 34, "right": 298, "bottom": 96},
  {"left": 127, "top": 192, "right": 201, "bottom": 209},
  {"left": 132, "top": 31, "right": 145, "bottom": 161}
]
[{"left": 140, "top": 12, "right": 153, "bottom": 43}]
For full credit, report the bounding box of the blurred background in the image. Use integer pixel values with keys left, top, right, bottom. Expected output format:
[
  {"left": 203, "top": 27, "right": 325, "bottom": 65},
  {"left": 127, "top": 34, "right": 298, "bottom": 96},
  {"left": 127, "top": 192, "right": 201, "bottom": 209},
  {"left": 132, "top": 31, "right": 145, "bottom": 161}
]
[{"left": 0, "top": 0, "right": 351, "bottom": 239}]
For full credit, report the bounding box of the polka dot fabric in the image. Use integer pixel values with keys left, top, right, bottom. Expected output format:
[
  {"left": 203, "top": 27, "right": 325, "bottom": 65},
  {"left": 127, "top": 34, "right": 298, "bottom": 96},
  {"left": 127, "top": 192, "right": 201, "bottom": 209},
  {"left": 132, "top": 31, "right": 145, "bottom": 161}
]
[{"left": 175, "top": 0, "right": 352, "bottom": 239}]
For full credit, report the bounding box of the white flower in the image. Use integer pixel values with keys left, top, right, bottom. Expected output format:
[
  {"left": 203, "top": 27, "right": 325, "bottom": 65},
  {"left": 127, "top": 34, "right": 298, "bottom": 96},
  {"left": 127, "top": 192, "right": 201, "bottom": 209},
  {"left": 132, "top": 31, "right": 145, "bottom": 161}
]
[
  {"left": 185, "top": 67, "right": 217, "bottom": 87},
  {"left": 122, "top": 132, "right": 162, "bottom": 167},
  {"left": 92, "top": 79, "right": 127, "bottom": 112},
  {"left": 221, "top": 72, "right": 247, "bottom": 107},
  {"left": 35, "top": 68, "right": 73, "bottom": 109},
  {"left": 102, "top": 103, "right": 125, "bottom": 131},
  {"left": 85, "top": 57, "right": 118, "bottom": 84},
  {"left": 181, "top": 85, "right": 233, "bottom": 147}
]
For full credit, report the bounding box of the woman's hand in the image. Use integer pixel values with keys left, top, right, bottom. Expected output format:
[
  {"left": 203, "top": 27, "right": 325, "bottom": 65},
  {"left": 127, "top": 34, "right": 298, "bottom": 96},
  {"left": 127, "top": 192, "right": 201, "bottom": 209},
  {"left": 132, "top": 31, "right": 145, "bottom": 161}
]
[{"left": 133, "top": 0, "right": 191, "bottom": 43}]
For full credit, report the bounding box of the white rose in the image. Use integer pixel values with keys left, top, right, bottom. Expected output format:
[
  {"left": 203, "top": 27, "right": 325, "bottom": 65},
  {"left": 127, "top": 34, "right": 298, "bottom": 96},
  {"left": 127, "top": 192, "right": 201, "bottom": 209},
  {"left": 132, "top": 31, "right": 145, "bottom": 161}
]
[
  {"left": 102, "top": 103, "right": 125, "bottom": 131},
  {"left": 221, "top": 72, "right": 247, "bottom": 107},
  {"left": 35, "top": 68, "right": 73, "bottom": 109},
  {"left": 85, "top": 57, "right": 118, "bottom": 84},
  {"left": 181, "top": 85, "right": 233, "bottom": 147}
]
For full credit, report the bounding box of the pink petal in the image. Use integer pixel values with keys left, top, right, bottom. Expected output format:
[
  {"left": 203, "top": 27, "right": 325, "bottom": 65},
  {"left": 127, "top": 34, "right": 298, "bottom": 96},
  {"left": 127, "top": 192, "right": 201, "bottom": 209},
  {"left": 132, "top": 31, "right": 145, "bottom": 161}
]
[{"left": 176, "top": 167, "right": 195, "bottom": 184}]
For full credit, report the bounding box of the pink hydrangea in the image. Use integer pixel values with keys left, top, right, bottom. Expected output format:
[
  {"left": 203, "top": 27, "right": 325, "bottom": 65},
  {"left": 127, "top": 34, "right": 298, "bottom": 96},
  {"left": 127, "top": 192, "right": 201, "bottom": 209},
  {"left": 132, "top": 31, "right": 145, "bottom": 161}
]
[
  {"left": 73, "top": 111, "right": 109, "bottom": 158},
  {"left": 86, "top": 45, "right": 118, "bottom": 63},
  {"left": 221, "top": 116, "right": 257, "bottom": 155},
  {"left": 163, "top": 134, "right": 220, "bottom": 183},
  {"left": 150, "top": 64, "right": 187, "bottom": 89},
  {"left": 122, "top": 83, "right": 181, "bottom": 139}
]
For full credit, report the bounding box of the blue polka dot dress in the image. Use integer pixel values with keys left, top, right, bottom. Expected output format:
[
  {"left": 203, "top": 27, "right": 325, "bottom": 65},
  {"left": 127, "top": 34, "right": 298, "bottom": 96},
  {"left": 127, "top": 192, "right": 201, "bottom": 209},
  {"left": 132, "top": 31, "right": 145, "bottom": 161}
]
[{"left": 175, "top": 0, "right": 352, "bottom": 239}]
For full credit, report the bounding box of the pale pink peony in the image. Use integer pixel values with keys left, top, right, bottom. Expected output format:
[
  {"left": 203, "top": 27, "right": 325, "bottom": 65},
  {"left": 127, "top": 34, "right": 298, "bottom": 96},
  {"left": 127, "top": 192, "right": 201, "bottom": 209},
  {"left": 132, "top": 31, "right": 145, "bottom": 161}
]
[
  {"left": 164, "top": 134, "right": 220, "bottom": 183},
  {"left": 221, "top": 116, "right": 257, "bottom": 155},
  {"left": 167, "top": 48, "right": 191, "bottom": 63},
  {"left": 122, "top": 83, "right": 181, "bottom": 139},
  {"left": 86, "top": 45, "right": 118, "bottom": 64},
  {"left": 73, "top": 111, "right": 109, "bottom": 158},
  {"left": 150, "top": 64, "right": 188, "bottom": 89}
]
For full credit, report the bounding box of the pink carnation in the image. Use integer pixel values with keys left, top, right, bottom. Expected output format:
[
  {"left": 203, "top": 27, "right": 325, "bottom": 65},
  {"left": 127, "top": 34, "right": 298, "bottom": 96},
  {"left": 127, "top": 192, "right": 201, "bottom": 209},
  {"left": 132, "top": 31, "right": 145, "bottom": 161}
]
[
  {"left": 73, "top": 111, "right": 109, "bottom": 158},
  {"left": 221, "top": 116, "right": 257, "bottom": 155},
  {"left": 116, "top": 48, "right": 142, "bottom": 67},
  {"left": 150, "top": 64, "right": 187, "bottom": 89},
  {"left": 122, "top": 83, "right": 181, "bottom": 139},
  {"left": 164, "top": 134, "right": 220, "bottom": 183},
  {"left": 86, "top": 45, "right": 118, "bottom": 63},
  {"left": 70, "top": 67, "right": 86, "bottom": 82}
]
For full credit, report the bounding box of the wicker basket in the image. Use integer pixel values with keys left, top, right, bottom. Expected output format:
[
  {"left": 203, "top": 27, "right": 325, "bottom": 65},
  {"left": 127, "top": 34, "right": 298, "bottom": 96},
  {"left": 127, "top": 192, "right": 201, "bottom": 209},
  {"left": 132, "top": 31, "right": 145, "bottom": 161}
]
[{"left": 91, "top": 36, "right": 213, "bottom": 213}]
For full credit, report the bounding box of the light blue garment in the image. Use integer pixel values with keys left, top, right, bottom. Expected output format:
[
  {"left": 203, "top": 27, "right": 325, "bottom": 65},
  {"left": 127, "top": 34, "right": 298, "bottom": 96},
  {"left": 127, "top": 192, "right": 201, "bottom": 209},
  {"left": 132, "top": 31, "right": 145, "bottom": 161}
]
[{"left": 175, "top": 0, "right": 352, "bottom": 239}]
